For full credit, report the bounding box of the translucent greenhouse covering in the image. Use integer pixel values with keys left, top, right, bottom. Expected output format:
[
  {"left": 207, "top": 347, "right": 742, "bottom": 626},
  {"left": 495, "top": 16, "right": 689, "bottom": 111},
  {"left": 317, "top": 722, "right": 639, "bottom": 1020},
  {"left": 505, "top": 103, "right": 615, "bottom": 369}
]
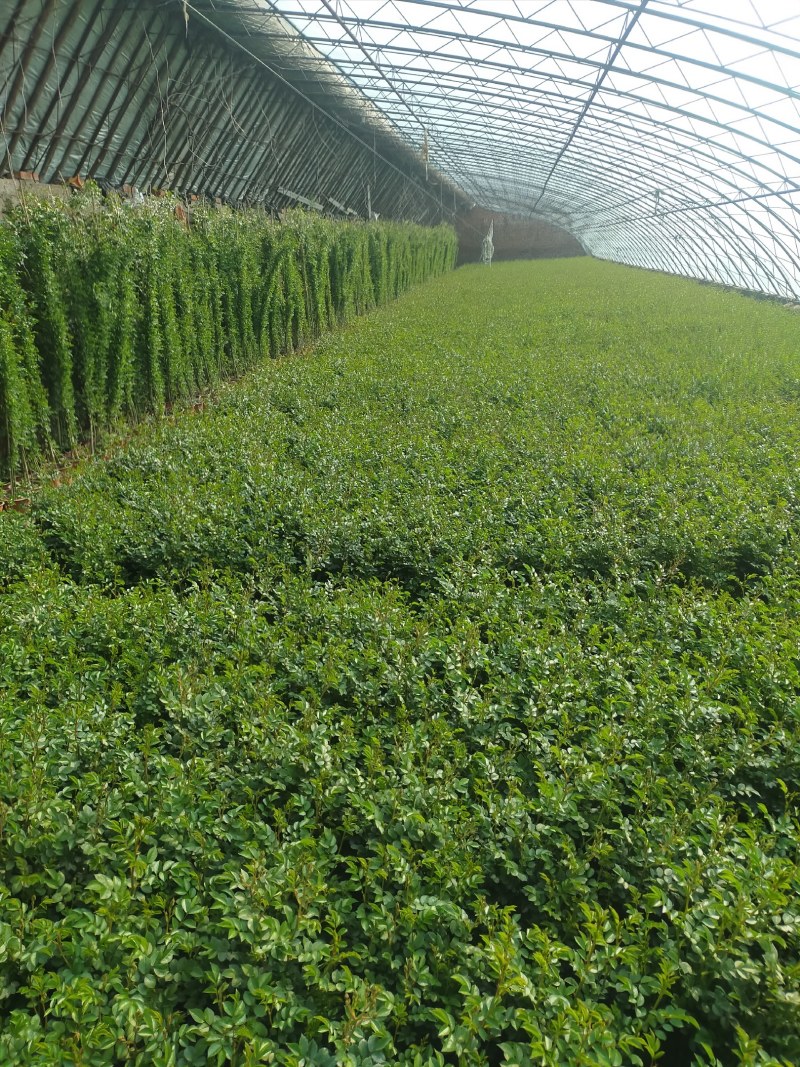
[
  {"left": 266, "top": 0, "right": 800, "bottom": 297},
  {"left": 1, "top": 0, "right": 470, "bottom": 227},
  {"left": 3, "top": 0, "right": 799, "bottom": 295}
]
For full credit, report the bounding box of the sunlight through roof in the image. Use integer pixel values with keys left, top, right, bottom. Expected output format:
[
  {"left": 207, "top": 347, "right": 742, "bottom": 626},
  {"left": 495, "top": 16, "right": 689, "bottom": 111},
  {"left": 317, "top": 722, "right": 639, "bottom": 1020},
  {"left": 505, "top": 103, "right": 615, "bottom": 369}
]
[{"left": 263, "top": 0, "right": 800, "bottom": 294}]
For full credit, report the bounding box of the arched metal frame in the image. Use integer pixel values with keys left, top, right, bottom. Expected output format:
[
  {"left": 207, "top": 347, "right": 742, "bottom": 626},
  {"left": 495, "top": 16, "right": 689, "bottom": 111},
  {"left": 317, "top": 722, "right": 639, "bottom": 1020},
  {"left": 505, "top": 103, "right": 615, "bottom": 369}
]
[
  {"left": 0, "top": 0, "right": 472, "bottom": 227},
  {"left": 2, "top": 0, "right": 799, "bottom": 295},
  {"left": 264, "top": 0, "right": 800, "bottom": 297}
]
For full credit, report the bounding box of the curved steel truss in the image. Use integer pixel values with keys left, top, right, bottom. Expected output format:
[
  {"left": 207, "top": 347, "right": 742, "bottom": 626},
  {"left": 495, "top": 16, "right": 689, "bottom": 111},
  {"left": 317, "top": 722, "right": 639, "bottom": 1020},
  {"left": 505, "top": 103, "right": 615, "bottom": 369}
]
[
  {"left": 264, "top": 0, "right": 800, "bottom": 296},
  {"left": 0, "top": 0, "right": 471, "bottom": 229}
]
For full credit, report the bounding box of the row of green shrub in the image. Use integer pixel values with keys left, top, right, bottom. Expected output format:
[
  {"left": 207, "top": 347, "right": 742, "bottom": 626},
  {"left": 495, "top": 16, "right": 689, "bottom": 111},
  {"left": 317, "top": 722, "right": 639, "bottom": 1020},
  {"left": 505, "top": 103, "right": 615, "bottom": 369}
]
[{"left": 0, "top": 190, "right": 457, "bottom": 475}]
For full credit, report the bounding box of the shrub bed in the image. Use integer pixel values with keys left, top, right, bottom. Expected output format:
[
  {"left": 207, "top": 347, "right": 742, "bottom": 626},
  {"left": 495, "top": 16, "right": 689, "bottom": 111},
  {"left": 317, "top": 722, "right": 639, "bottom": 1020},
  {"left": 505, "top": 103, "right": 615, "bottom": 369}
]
[{"left": 1, "top": 260, "right": 799, "bottom": 1064}]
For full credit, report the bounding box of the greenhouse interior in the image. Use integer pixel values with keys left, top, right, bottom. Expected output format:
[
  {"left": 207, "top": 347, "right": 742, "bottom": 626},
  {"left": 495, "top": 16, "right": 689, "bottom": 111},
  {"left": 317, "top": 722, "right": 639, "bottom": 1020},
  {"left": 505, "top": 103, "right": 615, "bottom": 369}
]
[{"left": 1, "top": 2, "right": 800, "bottom": 1064}]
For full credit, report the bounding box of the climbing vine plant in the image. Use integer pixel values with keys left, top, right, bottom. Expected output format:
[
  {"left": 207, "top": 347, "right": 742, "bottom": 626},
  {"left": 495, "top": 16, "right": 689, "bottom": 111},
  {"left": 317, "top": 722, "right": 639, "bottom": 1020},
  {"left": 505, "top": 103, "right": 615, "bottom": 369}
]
[{"left": 0, "top": 189, "right": 457, "bottom": 476}]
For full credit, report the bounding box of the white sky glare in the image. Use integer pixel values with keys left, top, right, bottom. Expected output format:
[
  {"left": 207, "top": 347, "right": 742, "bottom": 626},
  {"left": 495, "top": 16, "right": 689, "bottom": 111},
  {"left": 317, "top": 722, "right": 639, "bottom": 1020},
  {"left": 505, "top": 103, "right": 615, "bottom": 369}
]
[{"left": 267, "top": 0, "right": 800, "bottom": 295}]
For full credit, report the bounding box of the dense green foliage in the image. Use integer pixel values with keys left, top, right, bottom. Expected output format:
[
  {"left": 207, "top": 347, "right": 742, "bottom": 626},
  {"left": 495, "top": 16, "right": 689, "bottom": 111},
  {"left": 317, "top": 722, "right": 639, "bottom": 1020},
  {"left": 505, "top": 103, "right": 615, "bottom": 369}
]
[
  {"left": 2, "top": 259, "right": 800, "bottom": 1065},
  {"left": 0, "top": 190, "right": 456, "bottom": 474}
]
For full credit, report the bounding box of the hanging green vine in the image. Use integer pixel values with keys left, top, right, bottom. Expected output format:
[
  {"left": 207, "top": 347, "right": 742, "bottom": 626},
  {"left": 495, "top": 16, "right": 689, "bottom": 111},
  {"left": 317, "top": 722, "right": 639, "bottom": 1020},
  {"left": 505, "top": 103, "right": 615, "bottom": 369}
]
[
  {"left": 0, "top": 189, "right": 457, "bottom": 477},
  {"left": 14, "top": 201, "right": 78, "bottom": 449},
  {"left": 0, "top": 227, "right": 50, "bottom": 474}
]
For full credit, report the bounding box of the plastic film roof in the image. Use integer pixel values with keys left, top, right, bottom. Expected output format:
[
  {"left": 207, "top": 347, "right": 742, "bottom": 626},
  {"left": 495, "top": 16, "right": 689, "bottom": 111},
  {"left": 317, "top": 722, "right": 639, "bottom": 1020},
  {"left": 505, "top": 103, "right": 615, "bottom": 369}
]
[
  {"left": 265, "top": 0, "right": 800, "bottom": 296},
  {"left": 1, "top": 0, "right": 470, "bottom": 228}
]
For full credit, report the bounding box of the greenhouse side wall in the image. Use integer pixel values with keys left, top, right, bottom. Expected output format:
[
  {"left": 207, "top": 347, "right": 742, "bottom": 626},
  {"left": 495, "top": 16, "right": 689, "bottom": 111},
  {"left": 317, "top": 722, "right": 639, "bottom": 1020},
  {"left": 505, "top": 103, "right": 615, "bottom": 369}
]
[{"left": 0, "top": 0, "right": 469, "bottom": 226}]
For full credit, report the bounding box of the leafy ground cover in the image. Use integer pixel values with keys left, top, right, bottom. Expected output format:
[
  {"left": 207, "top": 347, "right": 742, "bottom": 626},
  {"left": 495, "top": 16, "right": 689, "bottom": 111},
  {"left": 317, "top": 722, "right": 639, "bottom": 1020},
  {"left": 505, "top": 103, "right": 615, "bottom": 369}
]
[{"left": 1, "top": 258, "right": 800, "bottom": 1065}]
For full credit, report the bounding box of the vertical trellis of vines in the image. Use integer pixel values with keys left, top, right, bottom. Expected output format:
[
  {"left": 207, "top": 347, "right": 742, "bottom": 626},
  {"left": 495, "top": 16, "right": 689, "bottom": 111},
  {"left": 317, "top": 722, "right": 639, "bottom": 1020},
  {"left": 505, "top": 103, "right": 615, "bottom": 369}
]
[{"left": 0, "top": 189, "right": 458, "bottom": 478}]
